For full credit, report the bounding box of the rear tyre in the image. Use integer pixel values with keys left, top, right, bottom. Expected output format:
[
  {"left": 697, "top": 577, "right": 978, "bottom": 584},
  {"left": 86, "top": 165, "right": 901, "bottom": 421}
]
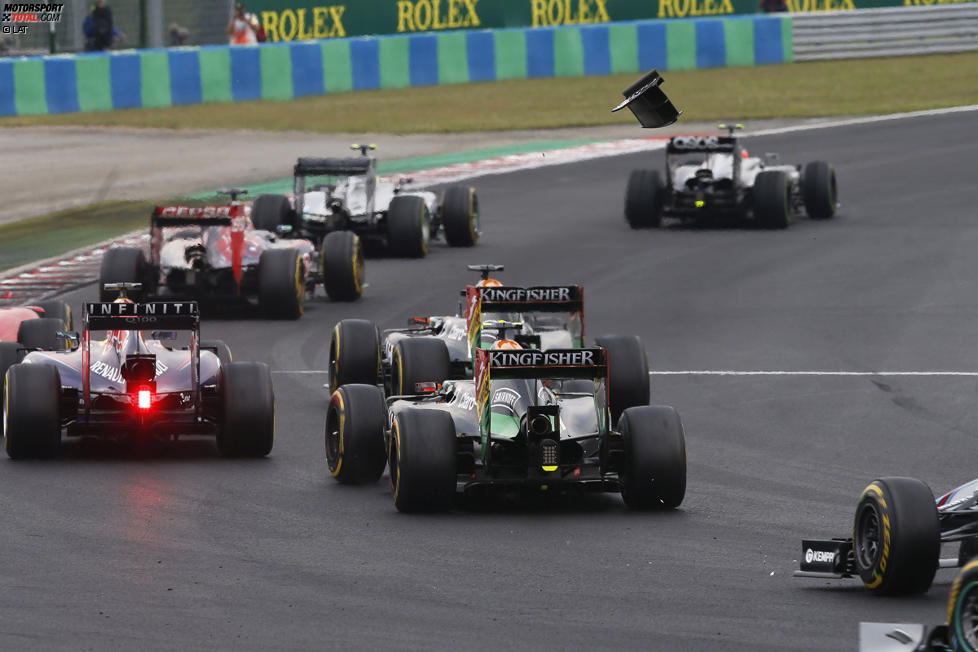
[
  {"left": 4, "top": 363, "right": 61, "bottom": 459},
  {"left": 390, "top": 408, "right": 457, "bottom": 512},
  {"left": 201, "top": 340, "right": 233, "bottom": 368},
  {"left": 32, "top": 300, "right": 72, "bottom": 330},
  {"left": 442, "top": 186, "right": 480, "bottom": 247},
  {"left": 252, "top": 194, "right": 295, "bottom": 232},
  {"left": 329, "top": 319, "right": 380, "bottom": 394},
  {"left": 322, "top": 231, "right": 364, "bottom": 301},
  {"left": 17, "top": 317, "right": 66, "bottom": 350},
  {"left": 949, "top": 560, "right": 978, "bottom": 651},
  {"left": 325, "top": 384, "right": 387, "bottom": 484},
  {"left": 753, "top": 171, "right": 791, "bottom": 229},
  {"left": 99, "top": 247, "right": 149, "bottom": 301},
  {"left": 624, "top": 169, "right": 664, "bottom": 229},
  {"left": 0, "top": 342, "right": 24, "bottom": 439},
  {"left": 218, "top": 361, "right": 275, "bottom": 458},
  {"left": 596, "top": 334, "right": 650, "bottom": 425},
  {"left": 391, "top": 338, "right": 450, "bottom": 396},
  {"left": 852, "top": 477, "right": 940, "bottom": 594},
  {"left": 619, "top": 406, "right": 687, "bottom": 510},
  {"left": 258, "top": 248, "right": 305, "bottom": 319},
  {"left": 802, "top": 161, "right": 837, "bottom": 220},
  {"left": 387, "top": 195, "right": 429, "bottom": 258}
]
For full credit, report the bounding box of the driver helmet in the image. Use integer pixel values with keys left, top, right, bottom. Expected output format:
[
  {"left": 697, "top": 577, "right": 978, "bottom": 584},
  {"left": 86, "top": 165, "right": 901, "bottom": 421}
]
[
  {"left": 477, "top": 278, "right": 502, "bottom": 287},
  {"left": 741, "top": 149, "right": 749, "bottom": 159},
  {"left": 491, "top": 339, "right": 522, "bottom": 350}
]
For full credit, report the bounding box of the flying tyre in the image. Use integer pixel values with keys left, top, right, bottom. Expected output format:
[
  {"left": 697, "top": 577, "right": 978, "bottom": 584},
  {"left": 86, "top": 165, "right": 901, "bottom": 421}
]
[
  {"left": 325, "top": 384, "right": 387, "bottom": 484},
  {"left": 218, "top": 361, "right": 275, "bottom": 457},
  {"left": 252, "top": 194, "right": 295, "bottom": 232},
  {"left": 390, "top": 338, "right": 450, "bottom": 396},
  {"left": 624, "top": 169, "right": 664, "bottom": 229},
  {"left": 0, "top": 342, "right": 24, "bottom": 438},
  {"left": 32, "top": 300, "right": 72, "bottom": 330},
  {"left": 100, "top": 247, "right": 149, "bottom": 301},
  {"left": 595, "top": 334, "right": 650, "bottom": 425},
  {"left": 802, "top": 161, "right": 837, "bottom": 220},
  {"left": 389, "top": 408, "right": 457, "bottom": 512},
  {"left": 17, "top": 317, "right": 66, "bottom": 350},
  {"left": 329, "top": 319, "right": 380, "bottom": 394},
  {"left": 949, "top": 559, "right": 978, "bottom": 652},
  {"left": 387, "top": 195, "right": 429, "bottom": 258},
  {"left": 322, "top": 231, "right": 364, "bottom": 302},
  {"left": 201, "top": 340, "right": 233, "bottom": 368},
  {"left": 258, "top": 248, "right": 305, "bottom": 319},
  {"left": 4, "top": 363, "right": 62, "bottom": 459},
  {"left": 441, "top": 186, "right": 480, "bottom": 247},
  {"left": 753, "top": 171, "right": 791, "bottom": 229},
  {"left": 618, "top": 405, "right": 686, "bottom": 510},
  {"left": 852, "top": 477, "right": 940, "bottom": 595}
]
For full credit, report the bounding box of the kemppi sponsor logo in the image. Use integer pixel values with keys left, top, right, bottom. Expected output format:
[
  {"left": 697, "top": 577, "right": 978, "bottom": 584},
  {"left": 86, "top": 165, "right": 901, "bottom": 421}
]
[{"left": 805, "top": 548, "right": 834, "bottom": 565}]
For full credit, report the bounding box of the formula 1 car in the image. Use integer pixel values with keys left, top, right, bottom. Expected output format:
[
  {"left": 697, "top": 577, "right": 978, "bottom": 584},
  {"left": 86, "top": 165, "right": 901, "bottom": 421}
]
[
  {"left": 325, "top": 339, "right": 686, "bottom": 513},
  {"left": 2, "top": 284, "right": 274, "bottom": 458},
  {"left": 99, "top": 189, "right": 363, "bottom": 318},
  {"left": 796, "top": 475, "right": 978, "bottom": 595},
  {"left": 250, "top": 145, "right": 480, "bottom": 258},
  {"left": 624, "top": 124, "right": 838, "bottom": 229}
]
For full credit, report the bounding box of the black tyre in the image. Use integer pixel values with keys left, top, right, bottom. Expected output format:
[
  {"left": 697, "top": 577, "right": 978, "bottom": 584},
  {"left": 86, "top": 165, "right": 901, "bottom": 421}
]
[
  {"left": 753, "top": 170, "right": 791, "bottom": 229},
  {"left": 99, "top": 247, "right": 149, "bottom": 301},
  {"left": 258, "top": 248, "right": 305, "bottom": 319},
  {"left": 252, "top": 194, "right": 295, "bottom": 232},
  {"left": 802, "top": 161, "right": 837, "bottom": 220},
  {"left": 32, "top": 300, "right": 72, "bottom": 330},
  {"left": 201, "top": 340, "right": 233, "bottom": 368},
  {"left": 0, "top": 342, "right": 24, "bottom": 439},
  {"left": 387, "top": 195, "right": 429, "bottom": 258},
  {"left": 325, "top": 384, "right": 387, "bottom": 484},
  {"left": 596, "top": 334, "right": 650, "bottom": 425},
  {"left": 624, "top": 169, "right": 664, "bottom": 229},
  {"left": 4, "top": 363, "right": 61, "bottom": 459},
  {"left": 618, "top": 406, "right": 686, "bottom": 510},
  {"left": 17, "top": 317, "right": 66, "bottom": 350},
  {"left": 949, "top": 559, "right": 978, "bottom": 651},
  {"left": 391, "top": 338, "right": 450, "bottom": 396},
  {"left": 218, "top": 361, "right": 274, "bottom": 457},
  {"left": 329, "top": 319, "right": 380, "bottom": 394},
  {"left": 442, "top": 185, "right": 480, "bottom": 247},
  {"left": 852, "top": 477, "right": 940, "bottom": 595},
  {"left": 322, "top": 231, "right": 364, "bottom": 302},
  {"left": 389, "top": 408, "right": 457, "bottom": 512}
]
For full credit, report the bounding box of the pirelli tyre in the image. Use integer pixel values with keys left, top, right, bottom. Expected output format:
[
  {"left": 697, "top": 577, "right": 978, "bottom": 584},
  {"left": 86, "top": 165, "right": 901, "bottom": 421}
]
[
  {"left": 32, "top": 300, "right": 72, "bottom": 330},
  {"left": 325, "top": 384, "right": 387, "bottom": 484},
  {"left": 624, "top": 169, "right": 664, "bottom": 229},
  {"left": 258, "top": 248, "right": 305, "bottom": 319},
  {"left": 321, "top": 231, "right": 364, "bottom": 302},
  {"left": 218, "top": 361, "right": 275, "bottom": 458},
  {"left": 390, "top": 338, "right": 450, "bottom": 396},
  {"left": 201, "top": 340, "right": 233, "bottom": 369},
  {"left": 596, "top": 334, "right": 650, "bottom": 425},
  {"left": 99, "top": 247, "right": 149, "bottom": 301},
  {"left": 853, "top": 477, "right": 940, "bottom": 595},
  {"left": 0, "top": 342, "right": 24, "bottom": 438},
  {"left": 389, "top": 408, "right": 457, "bottom": 512},
  {"left": 618, "top": 405, "right": 687, "bottom": 510},
  {"left": 4, "top": 363, "right": 61, "bottom": 459},
  {"left": 252, "top": 194, "right": 295, "bottom": 233},
  {"left": 802, "top": 161, "right": 837, "bottom": 220},
  {"left": 441, "top": 186, "right": 480, "bottom": 247},
  {"left": 753, "top": 170, "right": 791, "bottom": 230},
  {"left": 17, "top": 317, "right": 66, "bottom": 350},
  {"left": 387, "top": 195, "right": 430, "bottom": 258},
  {"left": 329, "top": 319, "right": 381, "bottom": 394},
  {"left": 949, "top": 559, "right": 978, "bottom": 651}
]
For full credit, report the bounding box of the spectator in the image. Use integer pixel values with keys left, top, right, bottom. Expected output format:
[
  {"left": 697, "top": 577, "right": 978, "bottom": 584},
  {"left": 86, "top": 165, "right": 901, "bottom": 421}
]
[
  {"left": 169, "top": 23, "right": 190, "bottom": 46},
  {"left": 90, "top": 0, "right": 114, "bottom": 51},
  {"left": 227, "top": 3, "right": 257, "bottom": 45},
  {"left": 760, "top": 0, "right": 788, "bottom": 11}
]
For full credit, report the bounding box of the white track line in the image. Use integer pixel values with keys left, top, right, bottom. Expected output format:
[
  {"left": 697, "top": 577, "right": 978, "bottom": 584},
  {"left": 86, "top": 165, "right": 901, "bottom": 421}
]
[
  {"left": 651, "top": 370, "right": 978, "bottom": 376},
  {"left": 744, "top": 105, "right": 978, "bottom": 139}
]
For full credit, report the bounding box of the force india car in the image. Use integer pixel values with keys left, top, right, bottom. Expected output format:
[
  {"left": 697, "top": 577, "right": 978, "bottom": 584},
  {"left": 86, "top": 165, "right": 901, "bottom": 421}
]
[
  {"left": 99, "top": 190, "right": 363, "bottom": 319},
  {"left": 796, "top": 475, "right": 978, "bottom": 597},
  {"left": 2, "top": 285, "right": 274, "bottom": 458},
  {"left": 249, "top": 145, "right": 480, "bottom": 258},
  {"left": 325, "top": 344, "right": 687, "bottom": 513},
  {"left": 624, "top": 124, "right": 838, "bottom": 229}
]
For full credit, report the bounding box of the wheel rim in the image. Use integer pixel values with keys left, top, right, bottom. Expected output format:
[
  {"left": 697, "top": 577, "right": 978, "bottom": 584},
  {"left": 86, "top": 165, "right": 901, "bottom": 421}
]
[
  {"left": 421, "top": 216, "right": 430, "bottom": 252},
  {"left": 326, "top": 406, "right": 340, "bottom": 470},
  {"left": 329, "top": 340, "right": 339, "bottom": 393},
  {"left": 958, "top": 583, "right": 978, "bottom": 648},
  {"left": 352, "top": 239, "right": 364, "bottom": 293},
  {"left": 855, "top": 503, "right": 882, "bottom": 570},
  {"left": 294, "top": 256, "right": 306, "bottom": 313}
]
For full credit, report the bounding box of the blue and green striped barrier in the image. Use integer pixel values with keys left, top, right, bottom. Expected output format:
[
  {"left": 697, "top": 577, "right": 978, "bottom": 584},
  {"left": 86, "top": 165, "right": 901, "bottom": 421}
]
[{"left": 0, "top": 16, "right": 792, "bottom": 117}]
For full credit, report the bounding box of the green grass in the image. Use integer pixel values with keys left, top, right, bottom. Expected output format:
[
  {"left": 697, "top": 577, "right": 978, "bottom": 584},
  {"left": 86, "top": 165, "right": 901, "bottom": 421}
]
[{"left": 2, "top": 53, "right": 976, "bottom": 133}]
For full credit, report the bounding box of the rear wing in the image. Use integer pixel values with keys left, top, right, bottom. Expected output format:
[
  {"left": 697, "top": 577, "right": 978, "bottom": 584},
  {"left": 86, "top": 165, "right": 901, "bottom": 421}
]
[
  {"left": 611, "top": 69, "right": 681, "bottom": 129},
  {"left": 666, "top": 135, "right": 737, "bottom": 155},
  {"left": 465, "top": 285, "right": 585, "bottom": 356},
  {"left": 294, "top": 157, "right": 373, "bottom": 177},
  {"left": 83, "top": 301, "right": 200, "bottom": 331},
  {"left": 151, "top": 205, "right": 240, "bottom": 227}
]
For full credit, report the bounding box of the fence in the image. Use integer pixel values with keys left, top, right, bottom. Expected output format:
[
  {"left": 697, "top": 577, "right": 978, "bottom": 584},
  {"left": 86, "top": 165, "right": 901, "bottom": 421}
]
[{"left": 792, "top": 4, "right": 978, "bottom": 60}]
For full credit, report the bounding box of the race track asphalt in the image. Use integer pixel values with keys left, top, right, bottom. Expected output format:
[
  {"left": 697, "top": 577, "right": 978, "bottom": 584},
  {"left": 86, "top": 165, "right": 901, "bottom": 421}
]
[{"left": 4, "top": 111, "right": 977, "bottom": 651}]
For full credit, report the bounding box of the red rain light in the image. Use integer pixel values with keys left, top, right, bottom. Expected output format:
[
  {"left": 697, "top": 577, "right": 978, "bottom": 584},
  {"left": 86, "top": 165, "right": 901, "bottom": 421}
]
[{"left": 137, "top": 389, "right": 151, "bottom": 410}]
